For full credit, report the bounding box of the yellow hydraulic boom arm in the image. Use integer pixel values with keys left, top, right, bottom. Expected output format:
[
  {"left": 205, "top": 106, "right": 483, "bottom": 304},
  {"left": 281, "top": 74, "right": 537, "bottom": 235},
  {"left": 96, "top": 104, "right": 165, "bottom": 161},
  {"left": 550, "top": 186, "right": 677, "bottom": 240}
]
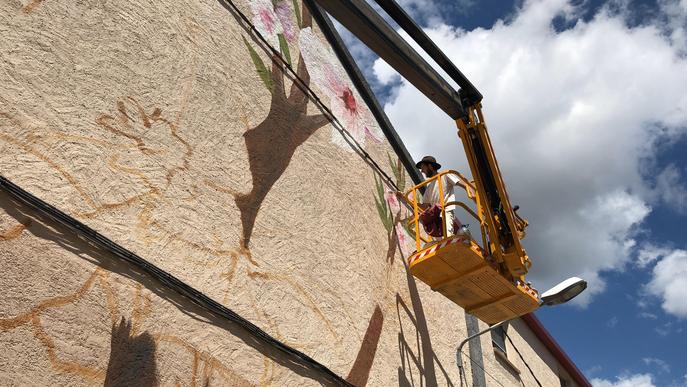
[{"left": 455, "top": 103, "right": 531, "bottom": 282}]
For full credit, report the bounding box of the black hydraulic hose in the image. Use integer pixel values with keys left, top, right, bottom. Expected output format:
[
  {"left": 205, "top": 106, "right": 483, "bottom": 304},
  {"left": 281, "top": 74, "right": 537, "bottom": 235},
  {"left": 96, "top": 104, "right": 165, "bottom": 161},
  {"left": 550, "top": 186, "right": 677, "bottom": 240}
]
[{"left": 0, "top": 175, "right": 352, "bottom": 386}]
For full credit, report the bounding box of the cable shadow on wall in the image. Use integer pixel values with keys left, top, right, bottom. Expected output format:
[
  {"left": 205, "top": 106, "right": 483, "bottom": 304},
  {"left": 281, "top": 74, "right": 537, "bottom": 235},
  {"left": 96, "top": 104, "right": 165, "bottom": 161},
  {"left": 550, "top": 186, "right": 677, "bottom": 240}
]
[{"left": 0, "top": 191, "right": 345, "bottom": 386}]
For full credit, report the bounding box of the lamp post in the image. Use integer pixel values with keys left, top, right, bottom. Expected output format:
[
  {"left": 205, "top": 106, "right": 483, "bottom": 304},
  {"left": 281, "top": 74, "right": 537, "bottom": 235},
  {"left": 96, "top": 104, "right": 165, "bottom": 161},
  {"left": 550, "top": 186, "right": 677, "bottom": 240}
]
[{"left": 456, "top": 277, "right": 587, "bottom": 384}]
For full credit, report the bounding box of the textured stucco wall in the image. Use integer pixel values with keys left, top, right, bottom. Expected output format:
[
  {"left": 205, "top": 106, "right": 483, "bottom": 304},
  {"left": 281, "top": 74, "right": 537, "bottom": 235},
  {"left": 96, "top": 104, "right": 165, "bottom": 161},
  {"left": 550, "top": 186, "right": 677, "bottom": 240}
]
[{"left": 1, "top": 0, "right": 577, "bottom": 385}]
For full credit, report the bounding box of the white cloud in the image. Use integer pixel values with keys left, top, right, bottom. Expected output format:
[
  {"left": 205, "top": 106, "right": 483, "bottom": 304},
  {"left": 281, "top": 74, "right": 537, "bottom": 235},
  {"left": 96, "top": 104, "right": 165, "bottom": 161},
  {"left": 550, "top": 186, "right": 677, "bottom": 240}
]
[
  {"left": 638, "top": 311, "right": 658, "bottom": 320},
  {"left": 646, "top": 250, "right": 687, "bottom": 318},
  {"left": 592, "top": 373, "right": 656, "bottom": 387},
  {"left": 637, "top": 244, "right": 673, "bottom": 268},
  {"left": 655, "top": 165, "right": 687, "bottom": 213},
  {"left": 587, "top": 365, "right": 603, "bottom": 376},
  {"left": 374, "top": 0, "right": 687, "bottom": 305},
  {"left": 606, "top": 316, "right": 619, "bottom": 328},
  {"left": 642, "top": 357, "right": 671, "bottom": 374},
  {"left": 658, "top": 0, "right": 687, "bottom": 53},
  {"left": 654, "top": 321, "right": 675, "bottom": 336},
  {"left": 373, "top": 59, "right": 401, "bottom": 85}
]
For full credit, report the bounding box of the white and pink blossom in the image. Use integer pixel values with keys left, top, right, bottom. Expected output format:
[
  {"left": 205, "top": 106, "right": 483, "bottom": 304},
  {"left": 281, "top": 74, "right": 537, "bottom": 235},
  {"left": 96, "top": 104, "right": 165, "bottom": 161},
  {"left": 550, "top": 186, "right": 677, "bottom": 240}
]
[
  {"left": 396, "top": 226, "right": 416, "bottom": 257},
  {"left": 298, "top": 27, "right": 384, "bottom": 150},
  {"left": 273, "top": 0, "right": 298, "bottom": 43},
  {"left": 384, "top": 189, "right": 401, "bottom": 215},
  {"left": 248, "top": 0, "right": 285, "bottom": 48}
]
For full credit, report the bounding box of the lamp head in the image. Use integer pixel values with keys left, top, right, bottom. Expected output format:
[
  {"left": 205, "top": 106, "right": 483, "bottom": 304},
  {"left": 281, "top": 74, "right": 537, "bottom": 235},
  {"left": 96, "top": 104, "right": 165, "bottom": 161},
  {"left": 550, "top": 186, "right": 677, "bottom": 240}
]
[{"left": 540, "top": 277, "right": 587, "bottom": 306}]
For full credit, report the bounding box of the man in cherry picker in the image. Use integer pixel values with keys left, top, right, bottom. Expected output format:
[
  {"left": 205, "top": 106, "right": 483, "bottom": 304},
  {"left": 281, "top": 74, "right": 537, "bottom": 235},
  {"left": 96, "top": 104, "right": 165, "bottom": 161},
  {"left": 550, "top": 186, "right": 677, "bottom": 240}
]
[{"left": 405, "top": 155, "right": 471, "bottom": 243}]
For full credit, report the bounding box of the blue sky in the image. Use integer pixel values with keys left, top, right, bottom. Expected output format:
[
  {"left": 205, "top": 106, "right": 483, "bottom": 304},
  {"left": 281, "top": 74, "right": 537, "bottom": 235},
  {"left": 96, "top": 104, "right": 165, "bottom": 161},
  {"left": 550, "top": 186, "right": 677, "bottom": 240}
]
[{"left": 338, "top": 0, "right": 687, "bottom": 385}]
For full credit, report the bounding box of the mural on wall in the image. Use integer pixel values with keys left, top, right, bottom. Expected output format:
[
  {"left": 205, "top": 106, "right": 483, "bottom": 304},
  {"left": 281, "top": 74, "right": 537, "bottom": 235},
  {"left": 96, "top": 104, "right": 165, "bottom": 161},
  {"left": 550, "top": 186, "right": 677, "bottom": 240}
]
[
  {"left": 0, "top": 0, "right": 463, "bottom": 385},
  {"left": 238, "top": 0, "right": 383, "bottom": 246},
  {"left": 0, "top": 265, "right": 254, "bottom": 386},
  {"left": 374, "top": 155, "right": 416, "bottom": 264},
  {"left": 372, "top": 160, "right": 456, "bottom": 386}
]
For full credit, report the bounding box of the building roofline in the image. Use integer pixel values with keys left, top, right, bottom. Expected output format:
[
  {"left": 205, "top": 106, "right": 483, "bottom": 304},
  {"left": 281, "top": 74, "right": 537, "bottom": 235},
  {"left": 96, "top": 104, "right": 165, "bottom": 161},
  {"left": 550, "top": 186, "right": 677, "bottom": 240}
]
[{"left": 521, "top": 313, "right": 591, "bottom": 387}]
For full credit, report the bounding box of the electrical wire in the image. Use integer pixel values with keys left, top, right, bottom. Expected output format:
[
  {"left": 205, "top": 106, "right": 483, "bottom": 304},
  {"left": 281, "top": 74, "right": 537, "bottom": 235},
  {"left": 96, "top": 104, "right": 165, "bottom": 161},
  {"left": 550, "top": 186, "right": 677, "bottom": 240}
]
[
  {"left": 0, "top": 175, "right": 352, "bottom": 386},
  {"left": 505, "top": 332, "right": 544, "bottom": 387},
  {"left": 458, "top": 347, "right": 507, "bottom": 387}
]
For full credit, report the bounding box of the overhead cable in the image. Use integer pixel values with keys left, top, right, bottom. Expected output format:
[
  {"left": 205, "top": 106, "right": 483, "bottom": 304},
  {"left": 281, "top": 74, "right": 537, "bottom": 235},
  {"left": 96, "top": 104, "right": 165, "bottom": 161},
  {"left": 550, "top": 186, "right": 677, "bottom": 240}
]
[{"left": 506, "top": 332, "right": 544, "bottom": 387}]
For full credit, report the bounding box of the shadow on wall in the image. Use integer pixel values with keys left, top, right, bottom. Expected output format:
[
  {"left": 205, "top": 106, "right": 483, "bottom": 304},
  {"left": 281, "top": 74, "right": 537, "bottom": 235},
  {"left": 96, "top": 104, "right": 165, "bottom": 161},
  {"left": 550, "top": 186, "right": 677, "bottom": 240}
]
[
  {"left": 346, "top": 305, "right": 384, "bottom": 386},
  {"left": 216, "top": 0, "right": 388, "bottom": 248},
  {"left": 0, "top": 192, "right": 344, "bottom": 386},
  {"left": 397, "top": 260, "right": 455, "bottom": 387},
  {"left": 216, "top": 0, "right": 329, "bottom": 247},
  {"left": 105, "top": 317, "right": 158, "bottom": 387}
]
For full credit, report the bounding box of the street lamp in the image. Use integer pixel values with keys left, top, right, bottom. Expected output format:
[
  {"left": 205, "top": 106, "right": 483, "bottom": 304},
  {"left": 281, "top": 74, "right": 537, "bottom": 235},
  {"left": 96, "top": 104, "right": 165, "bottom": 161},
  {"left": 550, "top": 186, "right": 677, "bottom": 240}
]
[{"left": 456, "top": 277, "right": 587, "bottom": 383}]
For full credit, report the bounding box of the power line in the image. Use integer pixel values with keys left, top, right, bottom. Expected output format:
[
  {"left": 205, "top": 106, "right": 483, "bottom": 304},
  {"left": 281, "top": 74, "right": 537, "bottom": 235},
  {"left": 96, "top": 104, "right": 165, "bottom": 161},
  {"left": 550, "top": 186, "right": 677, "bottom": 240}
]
[
  {"left": 506, "top": 332, "right": 544, "bottom": 387},
  {"left": 0, "top": 175, "right": 352, "bottom": 386},
  {"left": 458, "top": 347, "right": 507, "bottom": 387}
]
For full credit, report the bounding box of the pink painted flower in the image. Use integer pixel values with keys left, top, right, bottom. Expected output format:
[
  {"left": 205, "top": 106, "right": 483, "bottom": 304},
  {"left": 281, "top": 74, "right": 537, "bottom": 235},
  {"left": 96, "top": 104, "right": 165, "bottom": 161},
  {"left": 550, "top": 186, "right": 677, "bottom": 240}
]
[
  {"left": 384, "top": 189, "right": 401, "bottom": 214},
  {"left": 298, "top": 27, "right": 384, "bottom": 150},
  {"left": 273, "top": 0, "right": 298, "bottom": 43},
  {"left": 249, "top": 0, "right": 284, "bottom": 47},
  {"left": 396, "top": 226, "right": 416, "bottom": 257}
]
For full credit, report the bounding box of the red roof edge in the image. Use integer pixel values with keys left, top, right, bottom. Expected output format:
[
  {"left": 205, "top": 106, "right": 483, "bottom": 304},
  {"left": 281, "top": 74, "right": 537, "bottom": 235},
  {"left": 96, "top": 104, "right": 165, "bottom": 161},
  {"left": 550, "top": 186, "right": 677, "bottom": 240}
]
[{"left": 521, "top": 313, "right": 591, "bottom": 387}]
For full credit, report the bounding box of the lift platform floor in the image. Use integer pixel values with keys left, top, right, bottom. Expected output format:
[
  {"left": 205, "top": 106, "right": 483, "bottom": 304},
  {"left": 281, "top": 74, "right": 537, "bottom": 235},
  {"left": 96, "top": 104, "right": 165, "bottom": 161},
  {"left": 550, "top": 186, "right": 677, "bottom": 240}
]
[{"left": 408, "top": 236, "right": 539, "bottom": 324}]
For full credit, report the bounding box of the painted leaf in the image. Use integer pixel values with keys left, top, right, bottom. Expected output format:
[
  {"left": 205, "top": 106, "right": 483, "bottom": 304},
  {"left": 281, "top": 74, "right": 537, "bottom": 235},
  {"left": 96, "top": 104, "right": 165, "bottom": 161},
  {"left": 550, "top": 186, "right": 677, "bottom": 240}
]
[
  {"left": 374, "top": 174, "right": 384, "bottom": 202},
  {"left": 387, "top": 152, "right": 406, "bottom": 191},
  {"left": 242, "top": 36, "right": 273, "bottom": 92},
  {"left": 278, "top": 33, "right": 292, "bottom": 67},
  {"left": 373, "top": 174, "right": 393, "bottom": 233},
  {"left": 374, "top": 195, "right": 389, "bottom": 232},
  {"left": 292, "top": 0, "right": 302, "bottom": 28},
  {"left": 398, "top": 161, "right": 406, "bottom": 191}
]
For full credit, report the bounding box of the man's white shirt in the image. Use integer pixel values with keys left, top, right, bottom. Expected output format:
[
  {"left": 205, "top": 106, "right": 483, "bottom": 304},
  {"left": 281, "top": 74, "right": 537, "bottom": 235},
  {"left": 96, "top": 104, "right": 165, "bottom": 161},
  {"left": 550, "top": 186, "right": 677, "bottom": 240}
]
[{"left": 421, "top": 173, "right": 459, "bottom": 212}]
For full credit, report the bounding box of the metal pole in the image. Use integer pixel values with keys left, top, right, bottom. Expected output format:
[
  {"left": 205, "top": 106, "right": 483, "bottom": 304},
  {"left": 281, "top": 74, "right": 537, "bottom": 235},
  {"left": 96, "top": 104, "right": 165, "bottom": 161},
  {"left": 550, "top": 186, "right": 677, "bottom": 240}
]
[{"left": 457, "top": 318, "right": 509, "bottom": 385}]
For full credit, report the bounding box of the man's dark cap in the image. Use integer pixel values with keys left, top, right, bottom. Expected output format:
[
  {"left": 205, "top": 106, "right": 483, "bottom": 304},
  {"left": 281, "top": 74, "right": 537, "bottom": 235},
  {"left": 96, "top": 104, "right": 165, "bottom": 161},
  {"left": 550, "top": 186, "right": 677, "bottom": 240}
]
[{"left": 415, "top": 155, "right": 441, "bottom": 170}]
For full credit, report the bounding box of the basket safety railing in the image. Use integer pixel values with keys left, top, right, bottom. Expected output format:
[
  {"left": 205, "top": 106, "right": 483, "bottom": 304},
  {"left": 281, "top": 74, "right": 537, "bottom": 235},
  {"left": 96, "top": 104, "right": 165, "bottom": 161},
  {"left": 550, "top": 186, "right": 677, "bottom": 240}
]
[{"left": 401, "top": 170, "right": 489, "bottom": 254}]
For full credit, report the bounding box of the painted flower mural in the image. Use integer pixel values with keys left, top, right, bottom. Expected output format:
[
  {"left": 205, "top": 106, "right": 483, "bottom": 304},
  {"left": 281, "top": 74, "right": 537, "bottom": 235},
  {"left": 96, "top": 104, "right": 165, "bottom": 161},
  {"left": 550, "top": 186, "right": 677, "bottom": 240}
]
[
  {"left": 374, "top": 155, "right": 417, "bottom": 262},
  {"left": 245, "top": 2, "right": 383, "bottom": 152},
  {"left": 396, "top": 226, "right": 416, "bottom": 258},
  {"left": 237, "top": 1, "right": 389, "bottom": 246},
  {"left": 249, "top": 0, "right": 285, "bottom": 47},
  {"left": 273, "top": 0, "right": 298, "bottom": 42},
  {"left": 298, "top": 27, "right": 383, "bottom": 150},
  {"left": 248, "top": 0, "right": 300, "bottom": 71}
]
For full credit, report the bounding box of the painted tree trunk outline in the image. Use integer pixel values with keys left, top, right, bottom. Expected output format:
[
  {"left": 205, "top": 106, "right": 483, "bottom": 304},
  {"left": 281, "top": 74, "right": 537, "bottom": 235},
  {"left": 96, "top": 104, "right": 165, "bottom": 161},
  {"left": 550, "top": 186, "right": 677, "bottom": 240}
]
[{"left": 235, "top": 6, "right": 329, "bottom": 247}]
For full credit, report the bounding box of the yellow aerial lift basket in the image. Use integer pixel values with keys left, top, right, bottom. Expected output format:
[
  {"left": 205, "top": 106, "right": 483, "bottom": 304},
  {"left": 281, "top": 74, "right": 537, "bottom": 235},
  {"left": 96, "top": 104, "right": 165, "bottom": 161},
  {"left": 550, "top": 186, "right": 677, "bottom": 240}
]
[{"left": 403, "top": 106, "right": 541, "bottom": 324}]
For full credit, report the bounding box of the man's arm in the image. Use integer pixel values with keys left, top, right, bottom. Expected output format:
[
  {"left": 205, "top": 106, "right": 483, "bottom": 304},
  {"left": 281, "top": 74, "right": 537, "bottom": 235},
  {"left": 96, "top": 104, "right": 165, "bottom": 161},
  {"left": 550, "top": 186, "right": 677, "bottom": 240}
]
[{"left": 395, "top": 191, "right": 430, "bottom": 209}]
